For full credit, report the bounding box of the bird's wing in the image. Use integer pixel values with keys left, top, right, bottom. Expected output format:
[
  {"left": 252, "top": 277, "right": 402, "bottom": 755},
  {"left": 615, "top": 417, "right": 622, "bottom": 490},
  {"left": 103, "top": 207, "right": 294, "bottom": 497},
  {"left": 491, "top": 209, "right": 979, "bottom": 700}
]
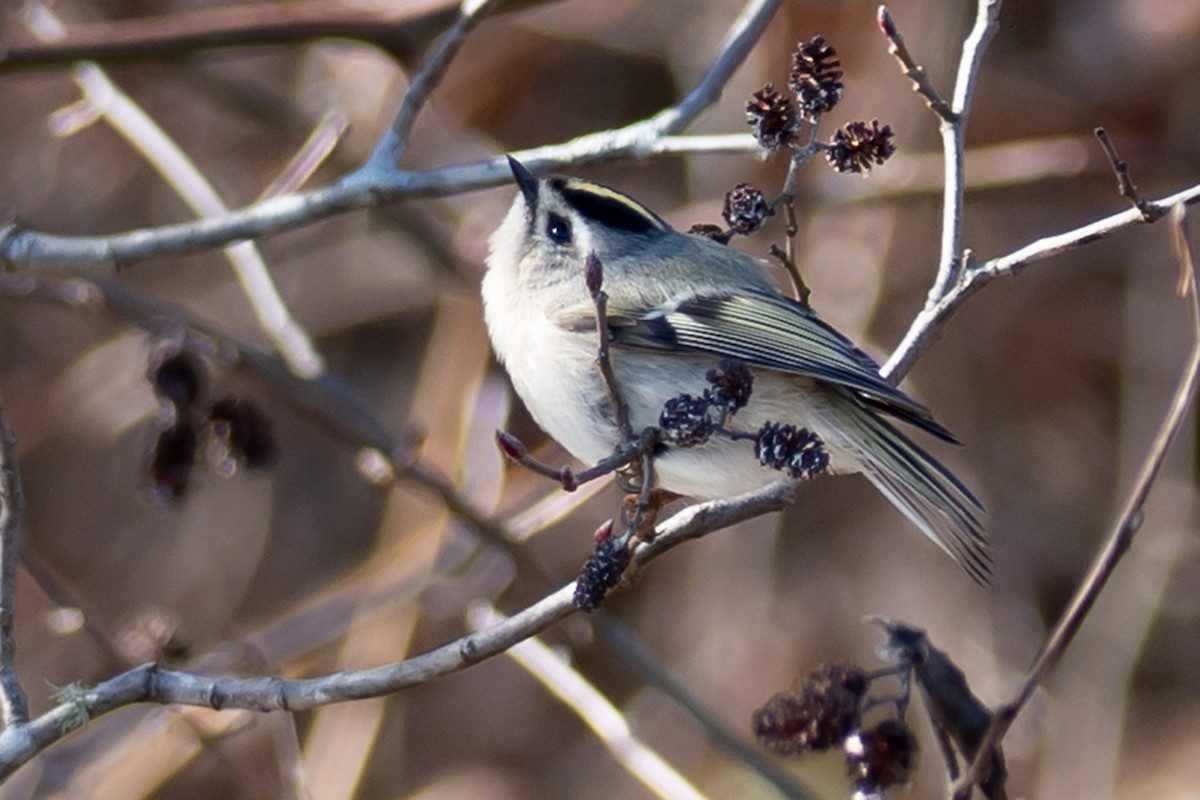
[{"left": 567, "top": 289, "right": 956, "bottom": 442}]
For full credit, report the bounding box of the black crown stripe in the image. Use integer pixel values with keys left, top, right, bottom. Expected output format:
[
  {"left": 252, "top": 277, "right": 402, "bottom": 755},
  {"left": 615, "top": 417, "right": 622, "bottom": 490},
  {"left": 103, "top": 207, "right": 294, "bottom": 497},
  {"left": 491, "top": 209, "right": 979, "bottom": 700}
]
[{"left": 557, "top": 179, "right": 669, "bottom": 235}]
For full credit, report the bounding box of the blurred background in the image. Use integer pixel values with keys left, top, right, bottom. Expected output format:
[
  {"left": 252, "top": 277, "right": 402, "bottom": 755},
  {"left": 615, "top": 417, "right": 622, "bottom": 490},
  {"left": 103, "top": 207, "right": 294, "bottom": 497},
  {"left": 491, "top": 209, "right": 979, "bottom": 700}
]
[{"left": 1, "top": 0, "right": 1199, "bottom": 797}]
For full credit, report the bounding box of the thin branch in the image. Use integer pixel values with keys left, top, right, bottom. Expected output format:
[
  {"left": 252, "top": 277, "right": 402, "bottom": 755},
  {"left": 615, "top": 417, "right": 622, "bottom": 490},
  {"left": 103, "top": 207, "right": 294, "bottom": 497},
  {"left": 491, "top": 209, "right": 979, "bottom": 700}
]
[
  {"left": 587, "top": 253, "right": 634, "bottom": 443},
  {"left": 1094, "top": 126, "right": 1154, "bottom": 221},
  {"left": 1, "top": 1, "right": 491, "bottom": 72},
  {"left": 937, "top": 0, "right": 1002, "bottom": 301},
  {"left": 363, "top": 0, "right": 501, "bottom": 172},
  {"left": 649, "top": 133, "right": 761, "bottom": 156},
  {"left": 881, "top": 180, "right": 1200, "bottom": 382},
  {"left": 0, "top": 396, "right": 29, "bottom": 728},
  {"left": 880, "top": 1, "right": 1002, "bottom": 306},
  {"left": 771, "top": 124, "right": 823, "bottom": 303},
  {"left": 0, "top": 476, "right": 798, "bottom": 781},
  {"left": 468, "top": 604, "right": 707, "bottom": 800},
  {"left": 496, "top": 429, "right": 652, "bottom": 492},
  {"left": 951, "top": 203, "right": 1200, "bottom": 799},
  {"left": 877, "top": 6, "right": 954, "bottom": 120},
  {"left": 0, "top": 0, "right": 783, "bottom": 271},
  {"left": 38, "top": 47, "right": 325, "bottom": 378}
]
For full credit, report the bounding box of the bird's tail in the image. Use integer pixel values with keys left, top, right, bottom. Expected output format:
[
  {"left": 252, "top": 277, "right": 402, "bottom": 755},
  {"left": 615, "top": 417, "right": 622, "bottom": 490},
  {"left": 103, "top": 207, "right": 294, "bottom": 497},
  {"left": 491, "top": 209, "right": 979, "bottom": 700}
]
[{"left": 830, "top": 398, "right": 991, "bottom": 583}]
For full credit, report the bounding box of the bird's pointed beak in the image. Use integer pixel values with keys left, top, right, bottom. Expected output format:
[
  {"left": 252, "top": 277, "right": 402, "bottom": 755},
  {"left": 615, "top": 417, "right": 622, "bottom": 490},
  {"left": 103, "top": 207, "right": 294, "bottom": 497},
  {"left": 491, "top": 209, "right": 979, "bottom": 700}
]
[{"left": 507, "top": 156, "right": 539, "bottom": 211}]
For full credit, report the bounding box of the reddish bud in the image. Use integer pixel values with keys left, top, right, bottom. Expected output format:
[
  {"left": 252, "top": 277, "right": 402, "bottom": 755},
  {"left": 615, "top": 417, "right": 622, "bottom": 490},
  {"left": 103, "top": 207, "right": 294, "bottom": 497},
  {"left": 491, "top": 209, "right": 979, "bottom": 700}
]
[
  {"left": 593, "top": 518, "right": 615, "bottom": 544},
  {"left": 585, "top": 252, "right": 603, "bottom": 295},
  {"left": 495, "top": 430, "right": 526, "bottom": 460},
  {"left": 877, "top": 6, "right": 897, "bottom": 38}
]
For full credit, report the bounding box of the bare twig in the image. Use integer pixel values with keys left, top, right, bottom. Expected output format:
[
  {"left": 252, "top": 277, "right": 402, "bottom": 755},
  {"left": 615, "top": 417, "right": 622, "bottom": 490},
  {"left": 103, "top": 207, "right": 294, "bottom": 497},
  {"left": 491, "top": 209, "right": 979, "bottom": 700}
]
[
  {"left": 1, "top": 1, "right": 521, "bottom": 72},
  {"left": 33, "top": 24, "right": 325, "bottom": 378},
  {"left": 882, "top": 181, "right": 1200, "bottom": 382},
  {"left": 1094, "top": 126, "right": 1155, "bottom": 221},
  {"left": 0, "top": 476, "right": 798, "bottom": 781},
  {"left": 586, "top": 253, "right": 634, "bottom": 443},
  {"left": 363, "top": 0, "right": 501, "bottom": 172},
  {"left": 951, "top": 204, "right": 1200, "bottom": 799},
  {"left": 0, "top": 397, "right": 29, "bottom": 728},
  {"left": 0, "top": 0, "right": 782, "bottom": 271},
  {"left": 877, "top": 6, "right": 954, "bottom": 120},
  {"left": 880, "top": 1, "right": 1002, "bottom": 306}
]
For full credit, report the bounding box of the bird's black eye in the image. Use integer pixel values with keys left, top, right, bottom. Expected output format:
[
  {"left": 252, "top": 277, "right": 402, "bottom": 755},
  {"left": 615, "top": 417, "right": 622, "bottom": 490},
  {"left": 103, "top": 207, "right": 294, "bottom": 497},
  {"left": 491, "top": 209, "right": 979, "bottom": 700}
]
[{"left": 546, "top": 213, "right": 573, "bottom": 245}]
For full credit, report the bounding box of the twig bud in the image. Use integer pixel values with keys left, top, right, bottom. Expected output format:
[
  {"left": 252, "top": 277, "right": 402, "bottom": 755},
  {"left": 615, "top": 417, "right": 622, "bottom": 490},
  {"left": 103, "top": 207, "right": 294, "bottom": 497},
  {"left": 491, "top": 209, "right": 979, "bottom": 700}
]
[
  {"left": 877, "top": 5, "right": 897, "bottom": 38},
  {"left": 495, "top": 429, "right": 527, "bottom": 461},
  {"left": 585, "top": 251, "right": 603, "bottom": 296},
  {"left": 687, "top": 223, "right": 733, "bottom": 245}
]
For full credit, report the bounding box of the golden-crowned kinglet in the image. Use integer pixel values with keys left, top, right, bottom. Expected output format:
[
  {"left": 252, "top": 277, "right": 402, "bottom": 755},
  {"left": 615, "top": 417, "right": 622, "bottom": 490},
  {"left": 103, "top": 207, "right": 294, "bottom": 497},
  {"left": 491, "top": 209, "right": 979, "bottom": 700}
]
[{"left": 483, "top": 157, "right": 988, "bottom": 580}]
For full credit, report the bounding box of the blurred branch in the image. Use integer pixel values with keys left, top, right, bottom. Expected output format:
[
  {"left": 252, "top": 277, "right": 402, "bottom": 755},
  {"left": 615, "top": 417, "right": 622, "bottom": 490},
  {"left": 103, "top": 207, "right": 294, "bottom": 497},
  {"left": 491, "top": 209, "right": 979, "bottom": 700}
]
[
  {"left": 0, "top": 395, "right": 29, "bottom": 729},
  {"left": 0, "top": 271, "right": 532, "bottom": 557},
  {"left": 0, "top": 0, "right": 783, "bottom": 270},
  {"left": 468, "top": 604, "right": 707, "bottom": 800},
  {"left": 53, "top": 58, "right": 325, "bottom": 377},
  {"left": 824, "top": 134, "right": 1104, "bottom": 205},
  {"left": 0, "top": 0, "right": 540, "bottom": 72},
  {"left": 952, "top": 204, "right": 1200, "bottom": 799},
  {"left": 0, "top": 473, "right": 799, "bottom": 782},
  {"left": 365, "top": 0, "right": 501, "bottom": 171},
  {"left": 27, "top": 1, "right": 332, "bottom": 378},
  {"left": 594, "top": 614, "right": 821, "bottom": 800},
  {"left": 259, "top": 109, "right": 349, "bottom": 199}
]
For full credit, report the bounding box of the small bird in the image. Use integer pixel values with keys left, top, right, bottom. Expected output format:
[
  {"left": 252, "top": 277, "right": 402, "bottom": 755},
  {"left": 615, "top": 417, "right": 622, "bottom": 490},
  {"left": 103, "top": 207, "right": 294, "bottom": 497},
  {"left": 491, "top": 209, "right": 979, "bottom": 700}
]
[{"left": 483, "top": 157, "right": 989, "bottom": 581}]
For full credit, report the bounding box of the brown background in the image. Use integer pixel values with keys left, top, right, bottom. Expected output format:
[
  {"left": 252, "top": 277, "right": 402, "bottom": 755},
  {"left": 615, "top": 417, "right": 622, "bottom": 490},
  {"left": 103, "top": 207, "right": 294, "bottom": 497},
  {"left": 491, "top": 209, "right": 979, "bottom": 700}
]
[{"left": 1, "top": 0, "right": 1199, "bottom": 797}]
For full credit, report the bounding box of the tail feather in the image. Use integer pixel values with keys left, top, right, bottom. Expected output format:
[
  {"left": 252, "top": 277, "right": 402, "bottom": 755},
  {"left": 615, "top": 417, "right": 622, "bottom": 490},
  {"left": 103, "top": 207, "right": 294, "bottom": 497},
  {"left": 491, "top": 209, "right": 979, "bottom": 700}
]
[{"left": 832, "top": 398, "right": 991, "bottom": 583}]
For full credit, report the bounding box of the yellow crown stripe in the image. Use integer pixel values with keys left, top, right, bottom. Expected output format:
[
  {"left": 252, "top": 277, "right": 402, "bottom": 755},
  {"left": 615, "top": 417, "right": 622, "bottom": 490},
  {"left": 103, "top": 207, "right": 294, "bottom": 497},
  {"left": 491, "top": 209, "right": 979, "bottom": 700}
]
[{"left": 560, "top": 178, "right": 668, "bottom": 231}]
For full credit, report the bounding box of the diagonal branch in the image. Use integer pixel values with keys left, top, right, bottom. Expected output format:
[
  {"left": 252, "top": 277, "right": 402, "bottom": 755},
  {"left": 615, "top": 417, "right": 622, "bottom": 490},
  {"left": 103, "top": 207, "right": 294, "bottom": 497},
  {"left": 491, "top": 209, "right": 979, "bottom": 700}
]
[
  {"left": 0, "top": 0, "right": 782, "bottom": 272},
  {"left": 951, "top": 204, "right": 1200, "bottom": 799},
  {"left": 0, "top": 1, "right": 515, "bottom": 72},
  {"left": 882, "top": 181, "right": 1200, "bottom": 382},
  {"left": 0, "top": 476, "right": 796, "bottom": 781},
  {"left": 363, "top": 0, "right": 502, "bottom": 173}
]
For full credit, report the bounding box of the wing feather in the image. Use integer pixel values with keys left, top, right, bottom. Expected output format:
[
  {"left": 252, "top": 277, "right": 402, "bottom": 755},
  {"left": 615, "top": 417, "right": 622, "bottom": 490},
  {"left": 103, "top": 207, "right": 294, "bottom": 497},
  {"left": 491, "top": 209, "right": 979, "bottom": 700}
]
[{"left": 606, "top": 290, "right": 957, "bottom": 442}]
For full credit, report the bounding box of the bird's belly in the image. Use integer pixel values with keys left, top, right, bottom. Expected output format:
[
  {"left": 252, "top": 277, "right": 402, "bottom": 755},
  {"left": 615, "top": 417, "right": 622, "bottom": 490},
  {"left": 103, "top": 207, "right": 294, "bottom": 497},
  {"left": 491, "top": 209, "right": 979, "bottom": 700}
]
[{"left": 507, "top": 327, "right": 855, "bottom": 499}]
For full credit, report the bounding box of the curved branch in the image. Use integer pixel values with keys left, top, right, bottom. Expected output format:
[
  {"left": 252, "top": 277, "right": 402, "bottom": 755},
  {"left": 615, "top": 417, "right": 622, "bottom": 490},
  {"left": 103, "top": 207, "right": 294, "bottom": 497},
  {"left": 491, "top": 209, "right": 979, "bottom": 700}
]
[
  {"left": 0, "top": 477, "right": 796, "bottom": 781},
  {"left": 0, "top": 2, "right": 468, "bottom": 72},
  {"left": 1, "top": 0, "right": 781, "bottom": 272},
  {"left": 882, "top": 180, "right": 1200, "bottom": 382}
]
